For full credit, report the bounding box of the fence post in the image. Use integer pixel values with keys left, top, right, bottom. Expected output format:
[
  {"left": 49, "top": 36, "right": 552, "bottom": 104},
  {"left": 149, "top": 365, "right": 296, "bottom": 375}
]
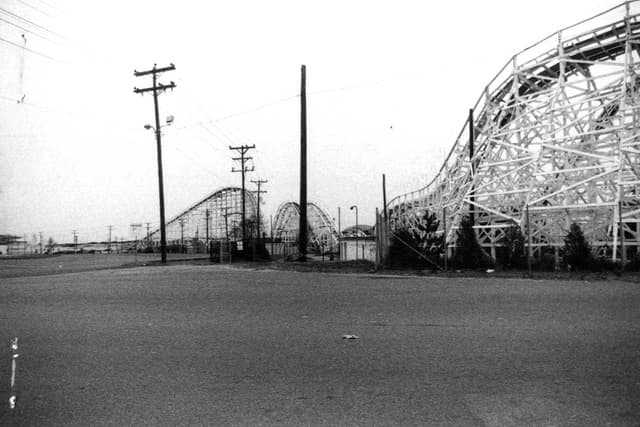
[
  {"left": 443, "top": 206, "right": 448, "bottom": 272},
  {"left": 619, "top": 200, "right": 625, "bottom": 273},
  {"left": 526, "top": 204, "right": 532, "bottom": 277},
  {"left": 375, "top": 208, "right": 381, "bottom": 270}
]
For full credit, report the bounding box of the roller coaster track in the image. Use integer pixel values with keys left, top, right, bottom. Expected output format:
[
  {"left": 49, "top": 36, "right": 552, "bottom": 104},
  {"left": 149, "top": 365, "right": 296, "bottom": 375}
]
[
  {"left": 147, "top": 187, "right": 259, "bottom": 247},
  {"left": 273, "top": 202, "right": 339, "bottom": 250},
  {"left": 387, "top": 1, "right": 640, "bottom": 260}
]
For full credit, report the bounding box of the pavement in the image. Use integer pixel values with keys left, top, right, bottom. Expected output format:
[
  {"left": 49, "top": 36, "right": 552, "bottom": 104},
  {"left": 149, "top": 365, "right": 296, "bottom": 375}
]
[{"left": 0, "top": 262, "right": 639, "bottom": 426}]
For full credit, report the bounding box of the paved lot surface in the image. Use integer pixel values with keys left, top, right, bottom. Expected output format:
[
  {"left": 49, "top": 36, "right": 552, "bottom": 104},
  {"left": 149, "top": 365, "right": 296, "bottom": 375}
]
[
  {"left": 0, "top": 254, "right": 205, "bottom": 279},
  {"left": 0, "top": 263, "right": 639, "bottom": 426}
]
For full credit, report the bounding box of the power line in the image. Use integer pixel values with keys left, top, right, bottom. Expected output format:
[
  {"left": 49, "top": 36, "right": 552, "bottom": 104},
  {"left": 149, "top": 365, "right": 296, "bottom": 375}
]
[
  {"left": 0, "top": 35, "right": 65, "bottom": 63},
  {"left": 249, "top": 146, "right": 271, "bottom": 180},
  {"left": 162, "top": 140, "right": 230, "bottom": 185},
  {"left": 0, "top": 7, "right": 67, "bottom": 40},
  {"left": 177, "top": 90, "right": 244, "bottom": 146},
  {"left": 0, "top": 16, "right": 62, "bottom": 44},
  {"left": 173, "top": 94, "right": 231, "bottom": 153},
  {"left": 0, "top": 91, "right": 142, "bottom": 134},
  {"left": 173, "top": 91, "right": 294, "bottom": 180},
  {"left": 308, "top": 72, "right": 427, "bottom": 96},
  {"left": 176, "top": 94, "right": 298, "bottom": 130},
  {"left": 15, "top": 0, "right": 53, "bottom": 18},
  {"left": 31, "top": 0, "right": 63, "bottom": 14},
  {"left": 213, "top": 94, "right": 298, "bottom": 122}
]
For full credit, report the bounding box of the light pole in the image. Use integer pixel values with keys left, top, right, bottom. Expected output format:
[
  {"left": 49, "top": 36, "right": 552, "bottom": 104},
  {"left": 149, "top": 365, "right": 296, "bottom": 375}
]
[
  {"left": 319, "top": 225, "right": 334, "bottom": 262},
  {"left": 350, "top": 205, "right": 358, "bottom": 261},
  {"left": 130, "top": 223, "right": 142, "bottom": 264},
  {"left": 144, "top": 115, "right": 174, "bottom": 264}
]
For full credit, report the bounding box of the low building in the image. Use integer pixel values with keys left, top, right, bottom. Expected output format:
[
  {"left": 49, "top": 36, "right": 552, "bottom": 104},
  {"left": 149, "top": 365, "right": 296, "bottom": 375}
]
[{"left": 339, "top": 235, "right": 376, "bottom": 262}]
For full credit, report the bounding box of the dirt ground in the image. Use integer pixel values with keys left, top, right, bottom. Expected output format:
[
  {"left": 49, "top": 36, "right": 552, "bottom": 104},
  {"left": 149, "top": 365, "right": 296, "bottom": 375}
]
[{"left": 0, "top": 258, "right": 639, "bottom": 425}]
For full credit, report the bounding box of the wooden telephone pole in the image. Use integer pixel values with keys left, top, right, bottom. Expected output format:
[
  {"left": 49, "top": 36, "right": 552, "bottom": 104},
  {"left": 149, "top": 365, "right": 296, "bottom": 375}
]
[
  {"left": 230, "top": 144, "right": 255, "bottom": 250},
  {"left": 299, "top": 64, "right": 308, "bottom": 260},
  {"left": 251, "top": 179, "right": 268, "bottom": 259},
  {"left": 134, "top": 63, "right": 176, "bottom": 264}
]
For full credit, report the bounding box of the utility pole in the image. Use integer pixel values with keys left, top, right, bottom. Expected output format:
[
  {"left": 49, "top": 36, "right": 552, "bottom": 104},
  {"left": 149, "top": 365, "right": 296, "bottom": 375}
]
[
  {"left": 145, "top": 222, "right": 151, "bottom": 249},
  {"left": 526, "top": 204, "right": 532, "bottom": 277},
  {"left": 229, "top": 144, "right": 255, "bottom": 250},
  {"left": 619, "top": 200, "right": 626, "bottom": 271},
  {"left": 299, "top": 64, "right": 308, "bottom": 260},
  {"left": 221, "top": 207, "right": 233, "bottom": 263},
  {"left": 350, "top": 205, "right": 358, "bottom": 261},
  {"left": 443, "top": 207, "right": 447, "bottom": 272},
  {"left": 468, "top": 108, "right": 476, "bottom": 225},
  {"left": 179, "top": 219, "right": 185, "bottom": 253},
  {"left": 205, "top": 209, "right": 210, "bottom": 254},
  {"left": 337, "top": 206, "right": 341, "bottom": 257},
  {"left": 270, "top": 214, "right": 274, "bottom": 257},
  {"left": 382, "top": 174, "right": 388, "bottom": 227},
  {"left": 108, "top": 225, "right": 113, "bottom": 253},
  {"left": 134, "top": 63, "right": 176, "bottom": 264},
  {"left": 130, "top": 223, "right": 142, "bottom": 263},
  {"left": 251, "top": 179, "right": 268, "bottom": 261}
]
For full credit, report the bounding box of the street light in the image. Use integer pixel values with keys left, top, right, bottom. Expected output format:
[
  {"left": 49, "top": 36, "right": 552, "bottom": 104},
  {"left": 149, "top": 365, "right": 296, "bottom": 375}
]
[
  {"left": 144, "top": 115, "right": 174, "bottom": 132},
  {"left": 350, "top": 205, "right": 358, "bottom": 260},
  {"left": 277, "top": 229, "right": 288, "bottom": 260},
  {"left": 318, "top": 225, "right": 335, "bottom": 262},
  {"left": 143, "top": 114, "right": 175, "bottom": 264}
]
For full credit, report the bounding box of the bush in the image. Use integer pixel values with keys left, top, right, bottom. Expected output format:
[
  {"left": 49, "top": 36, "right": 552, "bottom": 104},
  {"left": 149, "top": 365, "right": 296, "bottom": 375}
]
[
  {"left": 452, "top": 215, "right": 493, "bottom": 269},
  {"left": 388, "top": 211, "right": 443, "bottom": 269},
  {"left": 532, "top": 251, "right": 556, "bottom": 272},
  {"left": 562, "top": 223, "right": 593, "bottom": 270},
  {"left": 501, "top": 223, "right": 526, "bottom": 269},
  {"left": 595, "top": 256, "right": 619, "bottom": 272},
  {"left": 626, "top": 251, "right": 640, "bottom": 272}
]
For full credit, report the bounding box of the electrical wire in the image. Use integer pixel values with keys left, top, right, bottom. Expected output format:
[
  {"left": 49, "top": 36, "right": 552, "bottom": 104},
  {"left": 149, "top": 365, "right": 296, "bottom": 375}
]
[
  {"left": 0, "top": 7, "right": 68, "bottom": 41},
  {"left": 0, "top": 92, "right": 143, "bottom": 136},
  {"left": 308, "top": 72, "right": 426, "bottom": 96},
  {"left": 0, "top": 34, "right": 65, "bottom": 63},
  {"left": 0, "top": 16, "right": 62, "bottom": 45},
  {"left": 31, "top": 0, "right": 63, "bottom": 14},
  {"left": 163, "top": 141, "right": 230, "bottom": 185},
  {"left": 180, "top": 100, "right": 271, "bottom": 184},
  {"left": 176, "top": 94, "right": 298, "bottom": 130},
  {"left": 174, "top": 90, "right": 285, "bottom": 181},
  {"left": 14, "top": 0, "right": 53, "bottom": 18},
  {"left": 173, "top": 96, "right": 233, "bottom": 155}
]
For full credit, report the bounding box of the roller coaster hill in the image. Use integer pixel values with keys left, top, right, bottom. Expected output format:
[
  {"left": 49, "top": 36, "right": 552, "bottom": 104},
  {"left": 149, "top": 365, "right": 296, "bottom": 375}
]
[
  {"left": 387, "top": 2, "right": 640, "bottom": 263},
  {"left": 142, "top": 188, "right": 341, "bottom": 257},
  {"left": 144, "top": 187, "right": 262, "bottom": 254}
]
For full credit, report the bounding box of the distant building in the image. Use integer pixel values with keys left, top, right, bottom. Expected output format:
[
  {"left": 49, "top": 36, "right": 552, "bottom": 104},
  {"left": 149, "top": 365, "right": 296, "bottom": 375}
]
[
  {"left": 341, "top": 224, "right": 373, "bottom": 237},
  {"left": 339, "top": 225, "right": 376, "bottom": 261}
]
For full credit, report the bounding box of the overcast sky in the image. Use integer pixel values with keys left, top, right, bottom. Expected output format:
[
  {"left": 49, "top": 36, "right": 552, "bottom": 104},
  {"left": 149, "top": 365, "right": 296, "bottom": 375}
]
[{"left": 0, "top": 0, "right": 618, "bottom": 243}]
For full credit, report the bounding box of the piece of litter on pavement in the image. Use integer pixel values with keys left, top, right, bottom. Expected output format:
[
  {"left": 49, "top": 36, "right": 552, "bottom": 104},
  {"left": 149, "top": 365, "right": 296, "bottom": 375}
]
[{"left": 342, "top": 334, "right": 359, "bottom": 340}]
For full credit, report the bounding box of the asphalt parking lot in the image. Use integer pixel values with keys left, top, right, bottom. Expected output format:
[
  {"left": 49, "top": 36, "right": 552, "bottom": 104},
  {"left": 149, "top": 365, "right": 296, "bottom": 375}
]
[{"left": 0, "top": 261, "right": 639, "bottom": 426}]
